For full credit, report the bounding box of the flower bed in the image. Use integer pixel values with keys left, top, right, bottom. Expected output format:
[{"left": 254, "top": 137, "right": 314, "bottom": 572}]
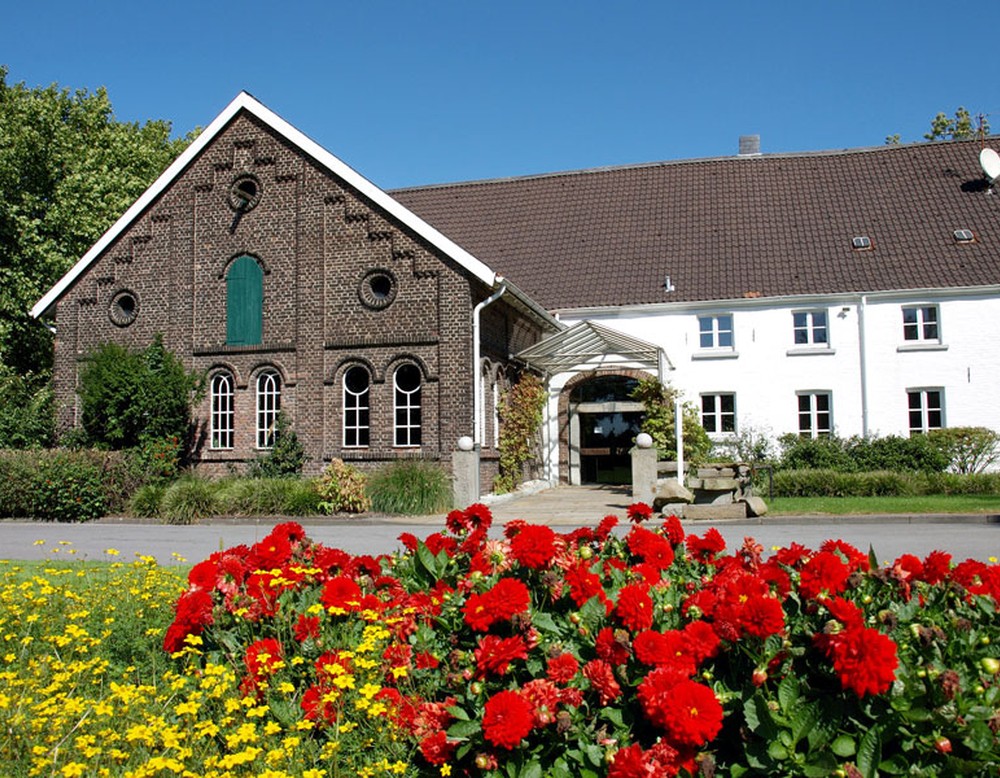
[{"left": 158, "top": 504, "right": 1000, "bottom": 777}]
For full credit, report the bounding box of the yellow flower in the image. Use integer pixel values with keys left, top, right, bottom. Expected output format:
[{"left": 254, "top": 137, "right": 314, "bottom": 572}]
[
  {"left": 61, "top": 762, "right": 87, "bottom": 777},
  {"left": 440, "top": 765, "right": 452, "bottom": 777}
]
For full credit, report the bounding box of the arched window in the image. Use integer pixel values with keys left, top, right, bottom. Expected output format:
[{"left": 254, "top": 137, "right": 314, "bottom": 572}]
[
  {"left": 256, "top": 370, "right": 281, "bottom": 449},
  {"left": 343, "top": 366, "right": 370, "bottom": 447},
  {"left": 227, "top": 255, "right": 263, "bottom": 346},
  {"left": 393, "top": 364, "right": 422, "bottom": 447},
  {"left": 210, "top": 372, "right": 234, "bottom": 449}
]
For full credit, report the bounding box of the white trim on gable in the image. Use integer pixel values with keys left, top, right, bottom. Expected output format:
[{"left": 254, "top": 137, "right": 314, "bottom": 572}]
[{"left": 31, "top": 92, "right": 508, "bottom": 319}]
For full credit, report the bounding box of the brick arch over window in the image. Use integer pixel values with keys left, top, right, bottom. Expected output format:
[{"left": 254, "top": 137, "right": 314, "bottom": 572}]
[{"left": 556, "top": 368, "right": 655, "bottom": 485}]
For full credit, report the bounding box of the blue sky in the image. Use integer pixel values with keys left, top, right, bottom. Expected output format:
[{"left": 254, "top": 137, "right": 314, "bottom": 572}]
[{"left": 3, "top": 1, "right": 999, "bottom": 189}]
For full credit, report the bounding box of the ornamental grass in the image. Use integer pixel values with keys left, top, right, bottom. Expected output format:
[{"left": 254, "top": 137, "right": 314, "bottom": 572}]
[{"left": 5, "top": 506, "right": 1000, "bottom": 777}]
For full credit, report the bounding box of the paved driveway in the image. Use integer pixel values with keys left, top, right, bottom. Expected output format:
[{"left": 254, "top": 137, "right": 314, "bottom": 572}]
[{"left": 2, "top": 485, "right": 999, "bottom": 564}]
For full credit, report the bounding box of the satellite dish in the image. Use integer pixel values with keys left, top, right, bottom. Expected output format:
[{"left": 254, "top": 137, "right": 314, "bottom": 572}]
[{"left": 980, "top": 148, "right": 1000, "bottom": 181}]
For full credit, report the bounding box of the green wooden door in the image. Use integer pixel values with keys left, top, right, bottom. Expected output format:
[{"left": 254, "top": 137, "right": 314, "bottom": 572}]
[{"left": 227, "top": 255, "right": 263, "bottom": 345}]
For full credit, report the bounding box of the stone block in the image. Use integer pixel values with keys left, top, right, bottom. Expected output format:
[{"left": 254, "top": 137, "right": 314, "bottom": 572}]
[
  {"left": 742, "top": 496, "right": 768, "bottom": 517},
  {"left": 683, "top": 502, "right": 748, "bottom": 520}
]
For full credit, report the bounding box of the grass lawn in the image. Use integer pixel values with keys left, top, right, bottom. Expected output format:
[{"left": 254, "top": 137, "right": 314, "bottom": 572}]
[{"left": 767, "top": 494, "right": 1000, "bottom": 515}]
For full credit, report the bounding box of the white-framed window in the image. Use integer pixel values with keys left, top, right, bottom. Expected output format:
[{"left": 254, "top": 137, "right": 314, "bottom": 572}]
[
  {"left": 902, "top": 305, "right": 940, "bottom": 343},
  {"left": 908, "top": 388, "right": 944, "bottom": 435},
  {"left": 797, "top": 392, "right": 832, "bottom": 438},
  {"left": 210, "top": 372, "right": 234, "bottom": 449},
  {"left": 793, "top": 310, "right": 828, "bottom": 346},
  {"left": 701, "top": 393, "right": 736, "bottom": 434},
  {"left": 343, "top": 366, "right": 370, "bottom": 448},
  {"left": 698, "top": 314, "right": 734, "bottom": 349},
  {"left": 256, "top": 370, "right": 281, "bottom": 449},
  {"left": 394, "top": 363, "right": 422, "bottom": 447}
]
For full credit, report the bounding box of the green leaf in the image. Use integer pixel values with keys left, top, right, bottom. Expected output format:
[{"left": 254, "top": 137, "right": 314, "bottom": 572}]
[
  {"left": 584, "top": 743, "right": 605, "bottom": 767},
  {"left": 532, "top": 610, "right": 561, "bottom": 634},
  {"left": 857, "top": 727, "right": 883, "bottom": 778},
  {"left": 803, "top": 752, "right": 839, "bottom": 777},
  {"left": 743, "top": 694, "right": 779, "bottom": 739},
  {"left": 831, "top": 734, "right": 857, "bottom": 757},
  {"left": 768, "top": 740, "right": 790, "bottom": 761},
  {"left": 446, "top": 719, "right": 481, "bottom": 739},
  {"left": 778, "top": 675, "right": 801, "bottom": 713},
  {"left": 447, "top": 705, "right": 470, "bottom": 721},
  {"left": 416, "top": 542, "right": 442, "bottom": 582},
  {"left": 790, "top": 700, "right": 820, "bottom": 745},
  {"left": 519, "top": 761, "right": 543, "bottom": 778}
]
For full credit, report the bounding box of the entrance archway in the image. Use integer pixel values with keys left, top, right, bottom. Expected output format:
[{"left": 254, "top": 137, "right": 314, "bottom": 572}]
[{"left": 565, "top": 373, "right": 646, "bottom": 485}]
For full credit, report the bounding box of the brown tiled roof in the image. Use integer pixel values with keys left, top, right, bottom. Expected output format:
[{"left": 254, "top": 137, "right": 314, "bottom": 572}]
[{"left": 392, "top": 140, "right": 1000, "bottom": 310}]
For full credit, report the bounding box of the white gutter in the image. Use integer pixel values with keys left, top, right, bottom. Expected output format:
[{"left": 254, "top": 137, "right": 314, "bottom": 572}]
[
  {"left": 858, "top": 294, "right": 870, "bottom": 438},
  {"left": 473, "top": 279, "right": 507, "bottom": 446}
]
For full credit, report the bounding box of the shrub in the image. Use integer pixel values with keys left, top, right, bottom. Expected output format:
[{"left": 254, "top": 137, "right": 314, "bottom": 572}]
[
  {"left": 928, "top": 427, "right": 1000, "bottom": 474},
  {"left": 367, "top": 459, "right": 451, "bottom": 515},
  {"left": 848, "top": 434, "right": 949, "bottom": 473},
  {"left": 495, "top": 372, "right": 547, "bottom": 494},
  {"left": 216, "top": 477, "right": 322, "bottom": 516},
  {"left": 246, "top": 412, "right": 305, "bottom": 478},
  {"left": 31, "top": 452, "right": 105, "bottom": 522},
  {"left": 771, "top": 468, "right": 1000, "bottom": 498},
  {"left": 631, "top": 376, "right": 712, "bottom": 465},
  {"left": 0, "top": 367, "right": 53, "bottom": 448},
  {"left": 158, "top": 476, "right": 217, "bottom": 525},
  {"left": 315, "top": 459, "right": 370, "bottom": 514},
  {"left": 77, "top": 335, "right": 203, "bottom": 450},
  {"left": 128, "top": 483, "right": 167, "bottom": 518},
  {"left": 0, "top": 451, "right": 41, "bottom": 517},
  {"left": 778, "top": 434, "right": 855, "bottom": 471}
]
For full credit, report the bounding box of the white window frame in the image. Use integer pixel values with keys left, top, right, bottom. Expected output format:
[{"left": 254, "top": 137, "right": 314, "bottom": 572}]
[
  {"left": 797, "top": 391, "right": 832, "bottom": 438},
  {"left": 256, "top": 370, "right": 281, "bottom": 449},
  {"left": 343, "top": 366, "right": 370, "bottom": 448},
  {"left": 210, "top": 372, "right": 234, "bottom": 450},
  {"left": 698, "top": 314, "right": 734, "bottom": 350},
  {"left": 907, "top": 388, "right": 944, "bottom": 435},
  {"left": 902, "top": 305, "right": 940, "bottom": 343},
  {"left": 393, "top": 364, "right": 422, "bottom": 447},
  {"left": 701, "top": 393, "right": 736, "bottom": 434},
  {"left": 792, "top": 310, "right": 828, "bottom": 347}
]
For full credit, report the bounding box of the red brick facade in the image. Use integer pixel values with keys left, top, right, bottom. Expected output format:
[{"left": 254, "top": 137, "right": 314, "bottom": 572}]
[{"left": 50, "top": 111, "right": 547, "bottom": 478}]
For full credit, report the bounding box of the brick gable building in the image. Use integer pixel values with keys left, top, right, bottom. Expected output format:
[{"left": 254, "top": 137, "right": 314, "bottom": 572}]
[{"left": 32, "top": 94, "right": 558, "bottom": 483}]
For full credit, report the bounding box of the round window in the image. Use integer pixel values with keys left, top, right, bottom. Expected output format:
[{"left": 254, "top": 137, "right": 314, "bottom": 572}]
[
  {"left": 358, "top": 268, "right": 398, "bottom": 310},
  {"left": 395, "top": 363, "right": 421, "bottom": 392},
  {"left": 228, "top": 174, "right": 262, "bottom": 212},
  {"left": 108, "top": 290, "right": 139, "bottom": 327}
]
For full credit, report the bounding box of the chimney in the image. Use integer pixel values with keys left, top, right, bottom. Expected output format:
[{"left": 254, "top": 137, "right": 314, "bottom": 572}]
[{"left": 738, "top": 135, "right": 761, "bottom": 156}]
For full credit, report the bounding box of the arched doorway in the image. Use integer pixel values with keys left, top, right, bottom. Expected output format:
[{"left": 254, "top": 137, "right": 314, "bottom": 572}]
[{"left": 568, "top": 374, "right": 645, "bottom": 485}]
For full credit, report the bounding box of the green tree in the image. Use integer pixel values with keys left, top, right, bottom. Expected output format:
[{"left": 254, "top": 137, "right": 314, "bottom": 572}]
[
  {"left": 0, "top": 66, "right": 193, "bottom": 375},
  {"left": 77, "top": 336, "right": 204, "bottom": 450},
  {"left": 886, "top": 106, "right": 990, "bottom": 145},
  {"left": 630, "top": 377, "right": 712, "bottom": 463}
]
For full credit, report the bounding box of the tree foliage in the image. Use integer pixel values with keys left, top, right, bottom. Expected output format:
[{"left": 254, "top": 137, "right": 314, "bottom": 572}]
[
  {"left": 630, "top": 376, "right": 712, "bottom": 463},
  {"left": 0, "top": 364, "right": 53, "bottom": 448},
  {"left": 0, "top": 66, "right": 193, "bottom": 375},
  {"left": 77, "top": 336, "right": 203, "bottom": 450},
  {"left": 886, "top": 106, "right": 990, "bottom": 145},
  {"left": 495, "top": 372, "right": 547, "bottom": 494}
]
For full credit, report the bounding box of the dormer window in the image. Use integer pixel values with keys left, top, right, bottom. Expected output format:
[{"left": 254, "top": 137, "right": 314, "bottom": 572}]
[
  {"left": 851, "top": 236, "right": 872, "bottom": 251},
  {"left": 953, "top": 229, "right": 975, "bottom": 243}
]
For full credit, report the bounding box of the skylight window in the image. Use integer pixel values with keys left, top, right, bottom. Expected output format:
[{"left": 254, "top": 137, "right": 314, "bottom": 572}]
[
  {"left": 851, "top": 236, "right": 872, "bottom": 250},
  {"left": 953, "top": 229, "right": 975, "bottom": 243}
]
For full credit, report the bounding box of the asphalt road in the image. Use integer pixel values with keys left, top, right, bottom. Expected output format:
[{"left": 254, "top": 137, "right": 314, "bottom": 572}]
[{"left": 2, "top": 516, "right": 1000, "bottom": 566}]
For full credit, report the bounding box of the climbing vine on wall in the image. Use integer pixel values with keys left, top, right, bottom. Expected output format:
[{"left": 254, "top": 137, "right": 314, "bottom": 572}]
[{"left": 494, "top": 372, "right": 547, "bottom": 494}]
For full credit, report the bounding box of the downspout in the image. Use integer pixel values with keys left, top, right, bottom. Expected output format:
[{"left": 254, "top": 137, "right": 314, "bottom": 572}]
[
  {"left": 858, "top": 295, "right": 870, "bottom": 438},
  {"left": 473, "top": 278, "right": 507, "bottom": 446}
]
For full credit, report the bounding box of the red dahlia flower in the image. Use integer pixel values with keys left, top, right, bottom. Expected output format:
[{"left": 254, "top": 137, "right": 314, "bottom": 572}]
[
  {"left": 418, "top": 731, "right": 456, "bottom": 766},
  {"left": 583, "top": 659, "right": 622, "bottom": 705},
  {"left": 546, "top": 652, "right": 580, "bottom": 684},
  {"left": 638, "top": 674, "right": 723, "bottom": 747},
  {"left": 462, "top": 576, "right": 531, "bottom": 631},
  {"left": 615, "top": 582, "right": 654, "bottom": 632},
  {"left": 482, "top": 690, "right": 535, "bottom": 750},
  {"left": 817, "top": 625, "right": 898, "bottom": 697},
  {"left": 510, "top": 524, "right": 558, "bottom": 569},
  {"left": 474, "top": 634, "right": 528, "bottom": 677},
  {"left": 627, "top": 502, "right": 654, "bottom": 523}
]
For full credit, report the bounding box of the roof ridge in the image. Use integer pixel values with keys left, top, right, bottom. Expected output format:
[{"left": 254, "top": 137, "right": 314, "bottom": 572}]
[{"left": 391, "top": 138, "right": 987, "bottom": 194}]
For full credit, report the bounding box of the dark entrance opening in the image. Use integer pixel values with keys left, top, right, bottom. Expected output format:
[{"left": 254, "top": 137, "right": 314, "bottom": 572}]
[{"left": 570, "top": 375, "right": 645, "bottom": 485}]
